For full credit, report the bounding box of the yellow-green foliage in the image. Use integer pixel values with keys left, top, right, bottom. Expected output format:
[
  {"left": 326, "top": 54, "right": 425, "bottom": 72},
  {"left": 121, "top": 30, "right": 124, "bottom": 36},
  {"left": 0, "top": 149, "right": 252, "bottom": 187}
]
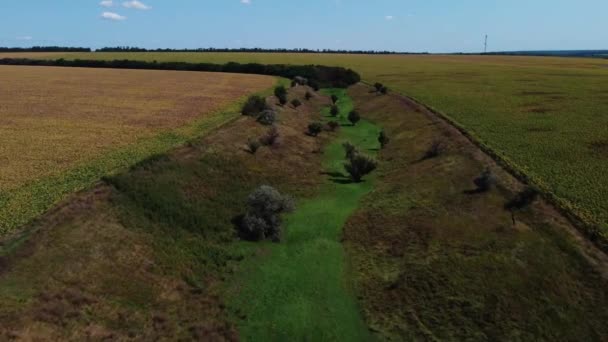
[{"left": 42, "top": 52, "right": 608, "bottom": 234}]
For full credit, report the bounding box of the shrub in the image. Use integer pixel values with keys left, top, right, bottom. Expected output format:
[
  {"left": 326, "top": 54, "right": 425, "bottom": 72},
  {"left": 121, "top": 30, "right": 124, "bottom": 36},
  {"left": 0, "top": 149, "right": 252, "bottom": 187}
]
[
  {"left": 327, "top": 121, "right": 340, "bottom": 132},
  {"left": 305, "top": 91, "right": 313, "bottom": 101},
  {"left": 260, "top": 126, "right": 280, "bottom": 146},
  {"left": 473, "top": 169, "right": 497, "bottom": 192},
  {"left": 331, "top": 94, "right": 339, "bottom": 104},
  {"left": 242, "top": 95, "right": 267, "bottom": 116},
  {"left": 343, "top": 142, "right": 358, "bottom": 160},
  {"left": 291, "top": 80, "right": 297, "bottom": 88},
  {"left": 291, "top": 99, "right": 302, "bottom": 109},
  {"left": 344, "top": 152, "right": 377, "bottom": 182},
  {"left": 256, "top": 109, "right": 277, "bottom": 125},
  {"left": 378, "top": 130, "right": 390, "bottom": 148},
  {"left": 237, "top": 185, "right": 295, "bottom": 242},
  {"left": 247, "top": 139, "right": 261, "bottom": 154},
  {"left": 380, "top": 86, "right": 389, "bottom": 95},
  {"left": 307, "top": 122, "right": 323, "bottom": 137},
  {"left": 374, "top": 82, "right": 383, "bottom": 92},
  {"left": 330, "top": 105, "right": 339, "bottom": 117},
  {"left": 348, "top": 110, "right": 361, "bottom": 126},
  {"left": 274, "top": 85, "right": 288, "bottom": 105},
  {"left": 308, "top": 80, "right": 320, "bottom": 91},
  {"left": 506, "top": 187, "right": 539, "bottom": 211},
  {"left": 423, "top": 140, "right": 444, "bottom": 159}
]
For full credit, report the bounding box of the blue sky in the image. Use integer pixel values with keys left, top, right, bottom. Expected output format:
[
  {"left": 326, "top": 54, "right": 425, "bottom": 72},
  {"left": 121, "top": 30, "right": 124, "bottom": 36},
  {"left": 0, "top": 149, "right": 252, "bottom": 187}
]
[{"left": 0, "top": 0, "right": 606, "bottom": 52}]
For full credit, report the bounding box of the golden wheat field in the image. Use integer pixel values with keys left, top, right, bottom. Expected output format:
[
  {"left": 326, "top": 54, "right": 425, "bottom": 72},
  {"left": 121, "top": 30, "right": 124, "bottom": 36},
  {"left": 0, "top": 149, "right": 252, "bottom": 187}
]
[{"left": 0, "top": 65, "right": 273, "bottom": 192}]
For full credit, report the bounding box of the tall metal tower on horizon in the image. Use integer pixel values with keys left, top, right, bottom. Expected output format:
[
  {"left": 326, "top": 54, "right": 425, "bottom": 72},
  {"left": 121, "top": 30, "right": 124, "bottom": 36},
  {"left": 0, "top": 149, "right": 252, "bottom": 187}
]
[{"left": 484, "top": 35, "right": 488, "bottom": 53}]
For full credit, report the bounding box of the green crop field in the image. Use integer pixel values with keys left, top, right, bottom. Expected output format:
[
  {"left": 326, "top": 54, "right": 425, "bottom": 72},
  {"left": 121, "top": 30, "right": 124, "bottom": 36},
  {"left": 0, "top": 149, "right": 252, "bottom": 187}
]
[{"left": 34, "top": 52, "right": 608, "bottom": 235}]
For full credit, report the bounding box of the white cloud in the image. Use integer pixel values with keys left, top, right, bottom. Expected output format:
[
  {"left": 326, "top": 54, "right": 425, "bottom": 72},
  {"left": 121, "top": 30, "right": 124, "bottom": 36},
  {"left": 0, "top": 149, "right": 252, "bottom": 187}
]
[
  {"left": 241, "top": 0, "right": 251, "bottom": 4},
  {"left": 101, "top": 11, "right": 127, "bottom": 21},
  {"left": 385, "top": 15, "right": 394, "bottom": 21},
  {"left": 16, "top": 36, "right": 33, "bottom": 41},
  {"left": 122, "top": 0, "right": 151, "bottom": 10},
  {"left": 100, "top": 0, "right": 113, "bottom": 7}
]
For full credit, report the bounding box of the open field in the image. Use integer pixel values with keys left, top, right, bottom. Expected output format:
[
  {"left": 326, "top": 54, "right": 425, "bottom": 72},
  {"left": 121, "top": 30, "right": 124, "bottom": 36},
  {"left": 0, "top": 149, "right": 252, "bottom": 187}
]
[
  {"left": 0, "top": 65, "right": 275, "bottom": 234},
  {"left": 1, "top": 83, "right": 607, "bottom": 340},
  {"left": 35, "top": 52, "right": 608, "bottom": 234}
]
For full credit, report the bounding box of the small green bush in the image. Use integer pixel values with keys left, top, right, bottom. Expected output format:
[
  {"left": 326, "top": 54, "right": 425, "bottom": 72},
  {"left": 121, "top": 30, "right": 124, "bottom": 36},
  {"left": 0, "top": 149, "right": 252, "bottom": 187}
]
[
  {"left": 380, "top": 86, "right": 389, "bottom": 95},
  {"left": 348, "top": 110, "right": 361, "bottom": 126},
  {"left": 257, "top": 110, "right": 277, "bottom": 126},
  {"left": 342, "top": 142, "right": 358, "bottom": 160},
  {"left": 247, "top": 139, "right": 261, "bottom": 154},
  {"left": 330, "top": 105, "right": 339, "bottom": 117},
  {"left": 291, "top": 99, "right": 302, "bottom": 109},
  {"left": 307, "top": 122, "right": 323, "bottom": 137},
  {"left": 374, "top": 82, "right": 383, "bottom": 92},
  {"left": 305, "top": 91, "right": 313, "bottom": 101},
  {"left": 331, "top": 94, "right": 339, "bottom": 104},
  {"left": 473, "top": 169, "right": 497, "bottom": 192},
  {"left": 242, "top": 95, "right": 267, "bottom": 116}
]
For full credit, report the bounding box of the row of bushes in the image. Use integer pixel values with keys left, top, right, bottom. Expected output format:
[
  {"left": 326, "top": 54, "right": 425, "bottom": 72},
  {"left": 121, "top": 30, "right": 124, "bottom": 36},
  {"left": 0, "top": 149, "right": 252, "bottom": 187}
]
[{"left": 0, "top": 58, "right": 361, "bottom": 88}]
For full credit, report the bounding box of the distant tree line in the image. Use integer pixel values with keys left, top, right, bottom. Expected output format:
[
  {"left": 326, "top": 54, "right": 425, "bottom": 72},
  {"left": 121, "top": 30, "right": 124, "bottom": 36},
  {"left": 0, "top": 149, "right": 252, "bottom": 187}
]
[
  {"left": 0, "top": 46, "right": 91, "bottom": 52},
  {"left": 0, "top": 58, "right": 361, "bottom": 88},
  {"left": 96, "top": 46, "right": 430, "bottom": 55},
  {"left": 456, "top": 50, "right": 608, "bottom": 58}
]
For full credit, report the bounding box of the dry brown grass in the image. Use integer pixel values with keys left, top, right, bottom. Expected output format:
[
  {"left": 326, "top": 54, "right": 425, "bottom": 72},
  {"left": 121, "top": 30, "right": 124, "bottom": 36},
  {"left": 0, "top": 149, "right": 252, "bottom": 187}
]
[{"left": 0, "top": 65, "right": 274, "bottom": 193}]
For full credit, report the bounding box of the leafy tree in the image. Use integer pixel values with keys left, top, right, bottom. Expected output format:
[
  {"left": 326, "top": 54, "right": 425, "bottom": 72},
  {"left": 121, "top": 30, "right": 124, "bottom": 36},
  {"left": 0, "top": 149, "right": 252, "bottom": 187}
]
[
  {"left": 242, "top": 95, "right": 267, "bottom": 116},
  {"left": 331, "top": 94, "right": 339, "bottom": 104},
  {"left": 380, "top": 86, "right": 389, "bottom": 95},
  {"left": 378, "top": 130, "right": 390, "bottom": 148},
  {"left": 237, "top": 185, "right": 295, "bottom": 242},
  {"left": 274, "top": 85, "right": 288, "bottom": 105},
  {"left": 307, "top": 122, "right": 323, "bottom": 137},
  {"left": 374, "top": 82, "right": 383, "bottom": 92},
  {"left": 257, "top": 110, "right": 277, "bottom": 125},
  {"left": 348, "top": 110, "right": 361, "bottom": 126},
  {"left": 344, "top": 152, "right": 377, "bottom": 182}
]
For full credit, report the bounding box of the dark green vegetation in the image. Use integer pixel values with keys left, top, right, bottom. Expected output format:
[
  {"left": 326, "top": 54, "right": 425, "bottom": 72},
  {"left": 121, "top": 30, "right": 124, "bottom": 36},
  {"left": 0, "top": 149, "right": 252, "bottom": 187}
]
[
  {"left": 0, "top": 57, "right": 360, "bottom": 88},
  {"left": 227, "top": 88, "right": 380, "bottom": 340},
  {"left": 42, "top": 52, "right": 608, "bottom": 241},
  {"left": 344, "top": 84, "right": 608, "bottom": 341}
]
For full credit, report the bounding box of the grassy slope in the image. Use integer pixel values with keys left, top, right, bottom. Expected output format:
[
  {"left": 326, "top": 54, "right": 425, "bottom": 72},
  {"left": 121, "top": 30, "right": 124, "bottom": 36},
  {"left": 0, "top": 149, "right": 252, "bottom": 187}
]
[
  {"left": 47, "top": 52, "right": 608, "bottom": 234},
  {"left": 344, "top": 84, "right": 608, "bottom": 341},
  {"left": 0, "top": 78, "right": 287, "bottom": 238},
  {"left": 227, "top": 89, "right": 379, "bottom": 340}
]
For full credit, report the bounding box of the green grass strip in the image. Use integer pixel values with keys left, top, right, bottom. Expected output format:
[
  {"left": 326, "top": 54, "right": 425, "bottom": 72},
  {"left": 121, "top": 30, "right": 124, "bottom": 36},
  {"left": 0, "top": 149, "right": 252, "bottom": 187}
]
[
  {"left": 228, "top": 89, "right": 380, "bottom": 340},
  {"left": 0, "top": 78, "right": 289, "bottom": 238}
]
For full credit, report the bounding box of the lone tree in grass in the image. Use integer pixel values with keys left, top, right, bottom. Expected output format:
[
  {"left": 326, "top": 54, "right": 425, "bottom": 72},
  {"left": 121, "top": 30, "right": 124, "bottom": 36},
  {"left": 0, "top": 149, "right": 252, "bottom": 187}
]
[
  {"left": 291, "top": 99, "right": 302, "bottom": 109},
  {"left": 348, "top": 110, "right": 361, "bottom": 126},
  {"left": 242, "top": 95, "right": 267, "bottom": 116},
  {"left": 505, "top": 187, "right": 539, "bottom": 225},
  {"left": 344, "top": 152, "right": 377, "bottom": 182},
  {"left": 374, "top": 82, "right": 383, "bottom": 92},
  {"left": 305, "top": 91, "right": 313, "bottom": 101},
  {"left": 307, "top": 122, "right": 323, "bottom": 137},
  {"left": 380, "top": 86, "right": 389, "bottom": 95},
  {"left": 331, "top": 94, "right": 339, "bottom": 104},
  {"left": 330, "top": 105, "right": 339, "bottom": 117},
  {"left": 237, "top": 185, "right": 295, "bottom": 242},
  {"left": 274, "top": 85, "right": 288, "bottom": 105},
  {"left": 378, "top": 130, "right": 390, "bottom": 148}
]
